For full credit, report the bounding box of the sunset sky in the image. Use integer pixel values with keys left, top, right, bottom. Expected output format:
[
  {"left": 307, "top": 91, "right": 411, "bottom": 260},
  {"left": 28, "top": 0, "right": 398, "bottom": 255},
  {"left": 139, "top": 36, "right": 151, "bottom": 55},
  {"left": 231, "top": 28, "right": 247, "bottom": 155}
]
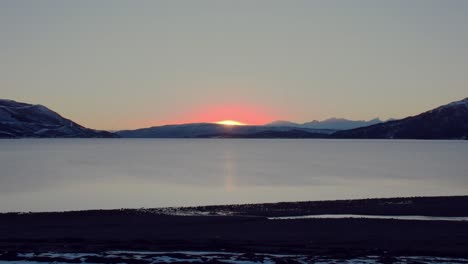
[{"left": 1, "top": 1, "right": 467, "bottom": 130}]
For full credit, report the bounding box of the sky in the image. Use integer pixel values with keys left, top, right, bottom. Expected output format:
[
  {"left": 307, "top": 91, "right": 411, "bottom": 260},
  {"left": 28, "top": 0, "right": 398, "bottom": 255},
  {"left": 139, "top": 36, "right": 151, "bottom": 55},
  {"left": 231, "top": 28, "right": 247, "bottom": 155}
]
[{"left": 1, "top": 1, "right": 467, "bottom": 130}]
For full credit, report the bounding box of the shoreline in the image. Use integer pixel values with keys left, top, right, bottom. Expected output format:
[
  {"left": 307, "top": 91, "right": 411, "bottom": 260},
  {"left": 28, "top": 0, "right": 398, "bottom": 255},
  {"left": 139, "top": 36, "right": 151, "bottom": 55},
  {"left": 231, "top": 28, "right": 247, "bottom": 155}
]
[
  {"left": 3, "top": 195, "right": 468, "bottom": 216},
  {"left": 2, "top": 251, "right": 468, "bottom": 264},
  {"left": 1, "top": 195, "right": 468, "bottom": 260}
]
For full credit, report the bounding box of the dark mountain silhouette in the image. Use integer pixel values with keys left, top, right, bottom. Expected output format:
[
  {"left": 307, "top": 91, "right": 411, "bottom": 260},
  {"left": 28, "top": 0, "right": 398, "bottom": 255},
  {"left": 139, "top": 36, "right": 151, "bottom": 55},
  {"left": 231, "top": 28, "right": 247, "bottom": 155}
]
[
  {"left": 332, "top": 98, "right": 468, "bottom": 139},
  {"left": 302, "top": 118, "right": 382, "bottom": 130},
  {"left": 0, "top": 99, "right": 115, "bottom": 138},
  {"left": 117, "top": 123, "right": 334, "bottom": 138},
  {"left": 266, "top": 118, "right": 383, "bottom": 130},
  {"left": 265, "top": 120, "right": 301, "bottom": 127},
  {"left": 2, "top": 97, "right": 466, "bottom": 139}
]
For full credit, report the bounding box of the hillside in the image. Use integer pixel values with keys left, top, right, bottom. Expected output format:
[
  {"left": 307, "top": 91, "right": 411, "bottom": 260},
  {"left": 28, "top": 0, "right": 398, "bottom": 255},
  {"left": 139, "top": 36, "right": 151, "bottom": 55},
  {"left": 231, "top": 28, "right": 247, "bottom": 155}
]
[
  {"left": 333, "top": 98, "right": 468, "bottom": 139},
  {"left": 0, "top": 99, "right": 115, "bottom": 138},
  {"left": 117, "top": 123, "right": 334, "bottom": 138}
]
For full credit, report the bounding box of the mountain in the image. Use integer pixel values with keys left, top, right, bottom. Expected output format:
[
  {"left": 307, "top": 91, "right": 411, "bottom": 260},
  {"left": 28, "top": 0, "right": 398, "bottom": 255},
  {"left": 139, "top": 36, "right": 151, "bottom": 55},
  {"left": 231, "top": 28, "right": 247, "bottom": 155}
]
[
  {"left": 0, "top": 99, "right": 115, "bottom": 138},
  {"left": 266, "top": 118, "right": 383, "bottom": 130},
  {"left": 3, "top": 97, "right": 466, "bottom": 139},
  {"left": 117, "top": 123, "right": 334, "bottom": 138},
  {"left": 332, "top": 98, "right": 468, "bottom": 139},
  {"left": 265, "top": 120, "right": 301, "bottom": 127},
  {"left": 302, "top": 118, "right": 382, "bottom": 130},
  {"left": 118, "top": 123, "right": 225, "bottom": 138}
]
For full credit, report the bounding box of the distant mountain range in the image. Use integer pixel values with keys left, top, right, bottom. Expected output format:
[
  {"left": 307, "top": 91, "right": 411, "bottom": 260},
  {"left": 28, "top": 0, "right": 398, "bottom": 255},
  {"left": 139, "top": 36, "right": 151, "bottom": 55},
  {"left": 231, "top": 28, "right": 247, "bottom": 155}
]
[
  {"left": 266, "top": 118, "right": 384, "bottom": 130},
  {"left": 333, "top": 97, "right": 468, "bottom": 139},
  {"left": 116, "top": 123, "right": 334, "bottom": 138},
  {"left": 0, "top": 97, "right": 467, "bottom": 139},
  {"left": 0, "top": 99, "right": 114, "bottom": 138},
  {"left": 118, "top": 118, "right": 377, "bottom": 139}
]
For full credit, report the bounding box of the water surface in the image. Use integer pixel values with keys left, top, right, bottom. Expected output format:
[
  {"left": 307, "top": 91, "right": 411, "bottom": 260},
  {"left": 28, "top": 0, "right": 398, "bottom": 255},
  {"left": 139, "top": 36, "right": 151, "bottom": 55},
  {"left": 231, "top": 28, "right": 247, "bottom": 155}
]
[{"left": 0, "top": 139, "right": 467, "bottom": 212}]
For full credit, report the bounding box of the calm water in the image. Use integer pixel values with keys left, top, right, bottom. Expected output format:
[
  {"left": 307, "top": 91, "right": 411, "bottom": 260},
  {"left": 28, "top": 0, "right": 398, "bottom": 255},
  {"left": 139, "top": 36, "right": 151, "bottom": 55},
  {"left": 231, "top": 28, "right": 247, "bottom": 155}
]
[{"left": 0, "top": 139, "right": 467, "bottom": 212}]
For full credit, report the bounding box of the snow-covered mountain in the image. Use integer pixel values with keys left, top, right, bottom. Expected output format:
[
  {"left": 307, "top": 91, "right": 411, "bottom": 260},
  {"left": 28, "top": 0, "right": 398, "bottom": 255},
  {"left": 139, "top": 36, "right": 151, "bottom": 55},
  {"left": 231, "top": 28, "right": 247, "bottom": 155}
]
[
  {"left": 2, "top": 97, "right": 466, "bottom": 139},
  {"left": 0, "top": 99, "right": 115, "bottom": 138},
  {"left": 266, "top": 118, "right": 383, "bottom": 130},
  {"left": 332, "top": 98, "right": 468, "bottom": 139}
]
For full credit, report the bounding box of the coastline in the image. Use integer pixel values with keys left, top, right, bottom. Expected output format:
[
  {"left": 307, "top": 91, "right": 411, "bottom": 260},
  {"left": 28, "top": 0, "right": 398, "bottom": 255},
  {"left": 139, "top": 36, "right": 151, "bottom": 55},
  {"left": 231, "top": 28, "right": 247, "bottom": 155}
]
[{"left": 1, "top": 195, "right": 468, "bottom": 261}]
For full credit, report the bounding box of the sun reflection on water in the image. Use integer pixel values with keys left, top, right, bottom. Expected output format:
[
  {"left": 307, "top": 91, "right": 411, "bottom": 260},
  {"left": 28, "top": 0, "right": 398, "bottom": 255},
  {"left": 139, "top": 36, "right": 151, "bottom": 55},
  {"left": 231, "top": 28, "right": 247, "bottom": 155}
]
[{"left": 223, "top": 148, "right": 236, "bottom": 192}]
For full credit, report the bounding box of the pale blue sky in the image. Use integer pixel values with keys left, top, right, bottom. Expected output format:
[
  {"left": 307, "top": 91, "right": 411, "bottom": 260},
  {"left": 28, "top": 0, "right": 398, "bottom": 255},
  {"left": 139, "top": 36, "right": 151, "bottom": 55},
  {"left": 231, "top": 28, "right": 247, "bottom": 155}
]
[{"left": 1, "top": 1, "right": 467, "bottom": 129}]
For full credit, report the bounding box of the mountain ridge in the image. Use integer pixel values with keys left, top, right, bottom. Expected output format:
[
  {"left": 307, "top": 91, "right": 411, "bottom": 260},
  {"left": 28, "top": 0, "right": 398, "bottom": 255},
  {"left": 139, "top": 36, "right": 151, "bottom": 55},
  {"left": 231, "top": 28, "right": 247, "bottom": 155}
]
[
  {"left": 266, "top": 118, "right": 384, "bottom": 130},
  {"left": 1, "top": 97, "right": 466, "bottom": 139},
  {"left": 116, "top": 123, "right": 334, "bottom": 138},
  {"left": 0, "top": 99, "right": 115, "bottom": 138},
  {"left": 332, "top": 97, "right": 468, "bottom": 139}
]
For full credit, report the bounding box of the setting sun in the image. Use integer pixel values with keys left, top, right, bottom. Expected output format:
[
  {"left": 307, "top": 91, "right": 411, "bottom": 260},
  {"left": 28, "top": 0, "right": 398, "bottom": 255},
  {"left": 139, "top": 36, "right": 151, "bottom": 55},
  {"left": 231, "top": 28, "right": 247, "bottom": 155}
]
[{"left": 216, "top": 120, "right": 246, "bottom": 126}]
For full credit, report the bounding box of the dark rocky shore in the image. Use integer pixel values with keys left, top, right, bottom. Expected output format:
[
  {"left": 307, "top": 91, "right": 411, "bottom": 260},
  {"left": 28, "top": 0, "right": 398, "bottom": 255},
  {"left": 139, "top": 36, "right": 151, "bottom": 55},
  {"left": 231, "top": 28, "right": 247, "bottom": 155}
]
[{"left": 1, "top": 196, "right": 468, "bottom": 263}]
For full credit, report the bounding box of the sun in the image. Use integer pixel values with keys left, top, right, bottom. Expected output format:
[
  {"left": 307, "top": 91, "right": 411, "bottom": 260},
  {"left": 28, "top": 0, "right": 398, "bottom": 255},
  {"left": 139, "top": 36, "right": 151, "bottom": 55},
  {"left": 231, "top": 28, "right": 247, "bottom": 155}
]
[{"left": 216, "top": 120, "right": 246, "bottom": 126}]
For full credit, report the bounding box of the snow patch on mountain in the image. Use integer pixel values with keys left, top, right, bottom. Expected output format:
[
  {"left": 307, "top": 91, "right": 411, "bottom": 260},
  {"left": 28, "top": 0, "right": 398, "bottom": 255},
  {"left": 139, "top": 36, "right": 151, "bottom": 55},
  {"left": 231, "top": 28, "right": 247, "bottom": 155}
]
[{"left": 0, "top": 99, "right": 115, "bottom": 138}]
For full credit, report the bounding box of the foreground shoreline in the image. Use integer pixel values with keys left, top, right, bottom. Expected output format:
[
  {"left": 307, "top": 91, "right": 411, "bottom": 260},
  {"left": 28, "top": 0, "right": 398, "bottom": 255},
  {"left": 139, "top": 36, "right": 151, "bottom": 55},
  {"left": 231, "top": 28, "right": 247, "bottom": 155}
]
[
  {"left": 1, "top": 196, "right": 468, "bottom": 262},
  {"left": 2, "top": 251, "right": 468, "bottom": 264}
]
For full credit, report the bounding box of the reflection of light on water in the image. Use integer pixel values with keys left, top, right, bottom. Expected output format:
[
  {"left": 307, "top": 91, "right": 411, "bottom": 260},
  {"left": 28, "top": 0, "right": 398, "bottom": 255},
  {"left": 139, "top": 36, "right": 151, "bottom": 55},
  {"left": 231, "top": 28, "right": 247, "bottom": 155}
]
[{"left": 223, "top": 148, "right": 236, "bottom": 192}]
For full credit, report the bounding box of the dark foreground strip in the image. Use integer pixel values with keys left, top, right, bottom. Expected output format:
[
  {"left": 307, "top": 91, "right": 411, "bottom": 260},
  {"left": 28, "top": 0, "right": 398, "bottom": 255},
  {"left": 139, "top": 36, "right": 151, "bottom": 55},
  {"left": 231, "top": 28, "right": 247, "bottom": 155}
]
[{"left": 1, "top": 251, "right": 468, "bottom": 264}]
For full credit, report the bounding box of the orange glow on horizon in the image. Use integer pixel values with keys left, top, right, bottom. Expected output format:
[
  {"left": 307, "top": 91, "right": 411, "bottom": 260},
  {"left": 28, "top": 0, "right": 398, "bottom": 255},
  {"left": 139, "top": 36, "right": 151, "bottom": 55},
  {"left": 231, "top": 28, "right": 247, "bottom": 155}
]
[
  {"left": 152, "top": 103, "right": 285, "bottom": 127},
  {"left": 134, "top": 102, "right": 289, "bottom": 128},
  {"left": 216, "top": 120, "right": 246, "bottom": 126}
]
